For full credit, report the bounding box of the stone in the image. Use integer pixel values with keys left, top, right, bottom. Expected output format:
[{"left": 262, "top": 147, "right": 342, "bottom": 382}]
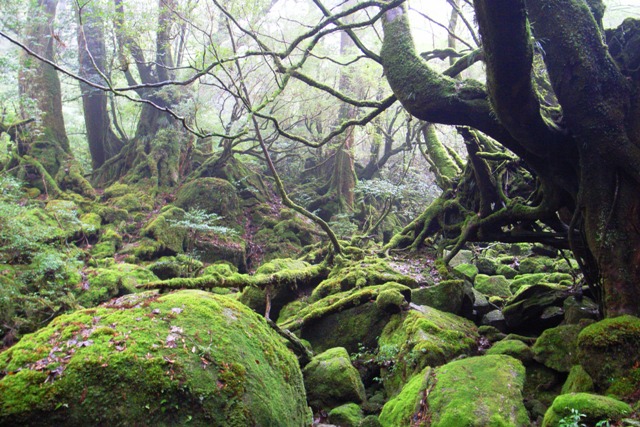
[
  {"left": 378, "top": 306, "right": 478, "bottom": 396},
  {"left": 542, "top": 393, "right": 631, "bottom": 427},
  {"left": 379, "top": 355, "right": 530, "bottom": 427},
  {"left": 303, "top": 347, "right": 366, "bottom": 410},
  {"left": 327, "top": 403, "right": 363, "bottom": 427},
  {"left": 410, "top": 280, "right": 466, "bottom": 314},
  {"left": 486, "top": 339, "right": 534, "bottom": 364},
  {"left": 481, "top": 309, "right": 507, "bottom": 332},
  {"left": 533, "top": 323, "right": 591, "bottom": 373},
  {"left": 577, "top": 315, "right": 640, "bottom": 392},
  {"left": 474, "top": 274, "right": 512, "bottom": 298},
  {"left": 503, "top": 284, "right": 569, "bottom": 334},
  {"left": 0, "top": 291, "right": 311, "bottom": 426}
]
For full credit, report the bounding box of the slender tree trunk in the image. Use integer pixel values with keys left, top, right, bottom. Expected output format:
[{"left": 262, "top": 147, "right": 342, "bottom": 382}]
[{"left": 77, "top": 2, "right": 123, "bottom": 170}]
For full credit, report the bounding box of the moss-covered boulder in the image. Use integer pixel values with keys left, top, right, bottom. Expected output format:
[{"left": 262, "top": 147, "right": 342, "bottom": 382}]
[
  {"left": 453, "top": 263, "right": 478, "bottom": 281},
  {"left": 303, "top": 347, "right": 365, "bottom": 410},
  {"left": 411, "top": 280, "right": 468, "bottom": 315},
  {"left": 561, "top": 365, "right": 594, "bottom": 394},
  {"left": 541, "top": 393, "right": 631, "bottom": 427},
  {"left": 328, "top": 402, "right": 364, "bottom": 427},
  {"left": 174, "top": 177, "right": 240, "bottom": 219},
  {"left": 486, "top": 339, "right": 534, "bottom": 364},
  {"left": 518, "top": 256, "right": 555, "bottom": 274},
  {"left": 475, "top": 257, "right": 498, "bottom": 275},
  {"left": 77, "top": 263, "right": 159, "bottom": 307},
  {"left": 142, "top": 206, "right": 188, "bottom": 254},
  {"left": 533, "top": 322, "right": 593, "bottom": 373},
  {"left": 239, "top": 258, "right": 316, "bottom": 319},
  {"left": 475, "top": 274, "right": 512, "bottom": 298},
  {"left": 378, "top": 306, "right": 478, "bottom": 395},
  {"left": 562, "top": 296, "right": 599, "bottom": 324},
  {"left": 148, "top": 255, "right": 203, "bottom": 280},
  {"left": 310, "top": 257, "right": 416, "bottom": 302},
  {"left": 379, "top": 355, "right": 529, "bottom": 427},
  {"left": 281, "top": 284, "right": 408, "bottom": 354},
  {"left": 503, "top": 284, "right": 568, "bottom": 334},
  {"left": 0, "top": 290, "right": 311, "bottom": 426},
  {"left": 509, "top": 273, "right": 548, "bottom": 294},
  {"left": 577, "top": 315, "right": 640, "bottom": 391},
  {"left": 375, "top": 289, "right": 408, "bottom": 314}
]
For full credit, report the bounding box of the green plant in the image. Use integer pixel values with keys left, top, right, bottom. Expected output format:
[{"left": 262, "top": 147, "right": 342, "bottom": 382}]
[
  {"left": 558, "top": 408, "right": 586, "bottom": 427},
  {"left": 167, "top": 208, "right": 238, "bottom": 256}
]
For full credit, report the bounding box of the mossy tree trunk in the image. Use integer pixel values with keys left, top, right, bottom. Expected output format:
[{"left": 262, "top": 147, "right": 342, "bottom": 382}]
[
  {"left": 91, "top": 0, "right": 190, "bottom": 189},
  {"left": 17, "top": 0, "right": 70, "bottom": 178},
  {"left": 381, "top": 1, "right": 640, "bottom": 317}
]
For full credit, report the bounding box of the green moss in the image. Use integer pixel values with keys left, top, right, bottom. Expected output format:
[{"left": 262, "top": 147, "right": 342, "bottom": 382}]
[
  {"left": 303, "top": 347, "right": 365, "bottom": 409},
  {"left": 310, "top": 257, "right": 417, "bottom": 302},
  {"left": 142, "top": 206, "right": 188, "bottom": 254},
  {"left": 486, "top": 339, "right": 533, "bottom": 363},
  {"left": 79, "top": 212, "right": 101, "bottom": 235},
  {"left": 360, "top": 415, "right": 382, "bottom": 427},
  {"left": 148, "top": 255, "right": 203, "bottom": 280},
  {"left": 375, "top": 289, "right": 407, "bottom": 313},
  {"left": 561, "top": 365, "right": 594, "bottom": 394},
  {"left": 379, "top": 367, "right": 431, "bottom": 427},
  {"left": 475, "top": 274, "right": 512, "bottom": 298},
  {"left": 542, "top": 393, "right": 631, "bottom": 426},
  {"left": 475, "top": 257, "right": 498, "bottom": 275},
  {"left": 510, "top": 273, "right": 548, "bottom": 293},
  {"left": 496, "top": 264, "right": 518, "bottom": 279},
  {"left": 378, "top": 307, "right": 478, "bottom": 395},
  {"left": 201, "top": 262, "right": 237, "bottom": 276},
  {"left": 577, "top": 315, "right": 640, "bottom": 390},
  {"left": 428, "top": 355, "right": 529, "bottom": 426},
  {"left": 238, "top": 258, "right": 317, "bottom": 319},
  {"left": 453, "top": 263, "right": 478, "bottom": 281},
  {"left": 411, "top": 280, "right": 466, "bottom": 314},
  {"left": 77, "top": 263, "right": 159, "bottom": 307},
  {"left": 518, "top": 257, "right": 555, "bottom": 274},
  {"left": 533, "top": 323, "right": 592, "bottom": 373},
  {"left": 0, "top": 290, "right": 311, "bottom": 426},
  {"left": 328, "top": 403, "right": 364, "bottom": 427},
  {"left": 174, "top": 178, "right": 240, "bottom": 219}
]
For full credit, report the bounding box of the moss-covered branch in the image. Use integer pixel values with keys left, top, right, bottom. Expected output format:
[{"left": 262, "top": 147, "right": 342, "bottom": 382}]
[
  {"left": 473, "top": 0, "right": 565, "bottom": 153},
  {"left": 137, "top": 263, "right": 330, "bottom": 292}
]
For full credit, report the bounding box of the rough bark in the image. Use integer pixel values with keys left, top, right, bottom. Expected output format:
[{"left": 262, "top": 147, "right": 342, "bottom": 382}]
[
  {"left": 77, "top": 2, "right": 124, "bottom": 170},
  {"left": 18, "top": 0, "right": 70, "bottom": 177},
  {"left": 381, "top": 0, "right": 640, "bottom": 316}
]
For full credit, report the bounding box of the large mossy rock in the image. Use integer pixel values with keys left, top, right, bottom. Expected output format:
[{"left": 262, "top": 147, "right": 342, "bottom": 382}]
[
  {"left": 577, "top": 315, "right": 640, "bottom": 392},
  {"left": 303, "top": 347, "right": 366, "bottom": 410},
  {"left": 77, "top": 262, "right": 159, "bottom": 307},
  {"left": 503, "top": 284, "right": 569, "bottom": 334},
  {"left": 379, "top": 355, "right": 529, "bottom": 427},
  {"left": 474, "top": 274, "right": 512, "bottom": 298},
  {"left": 239, "top": 258, "right": 317, "bottom": 320},
  {"left": 541, "top": 393, "right": 631, "bottom": 427},
  {"left": 533, "top": 322, "right": 592, "bottom": 373},
  {"left": 279, "top": 283, "right": 411, "bottom": 354},
  {"left": 174, "top": 177, "right": 240, "bottom": 219},
  {"left": 411, "top": 279, "right": 471, "bottom": 315},
  {"left": 378, "top": 306, "right": 478, "bottom": 395},
  {"left": 309, "top": 257, "right": 417, "bottom": 303},
  {"left": 0, "top": 290, "right": 311, "bottom": 426}
]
